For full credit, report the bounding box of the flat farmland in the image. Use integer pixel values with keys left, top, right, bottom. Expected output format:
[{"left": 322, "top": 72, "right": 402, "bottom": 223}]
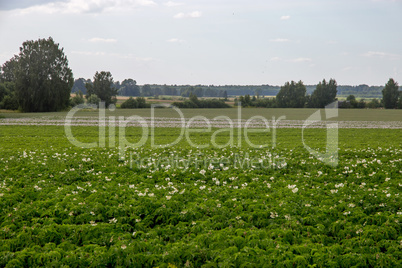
[{"left": 0, "top": 108, "right": 401, "bottom": 267}]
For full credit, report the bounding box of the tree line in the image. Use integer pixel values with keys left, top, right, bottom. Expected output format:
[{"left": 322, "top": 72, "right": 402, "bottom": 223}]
[
  {"left": 1, "top": 37, "right": 401, "bottom": 112},
  {"left": 72, "top": 79, "right": 228, "bottom": 99},
  {"left": 235, "top": 79, "right": 402, "bottom": 109},
  {"left": 72, "top": 78, "right": 386, "bottom": 99}
]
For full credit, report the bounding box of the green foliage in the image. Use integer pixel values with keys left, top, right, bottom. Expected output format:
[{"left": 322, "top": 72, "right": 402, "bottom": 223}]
[
  {"left": 0, "top": 56, "right": 18, "bottom": 83},
  {"left": 382, "top": 78, "right": 399, "bottom": 109},
  {"left": 11, "top": 37, "right": 74, "bottom": 112},
  {"left": 162, "top": 85, "right": 177, "bottom": 96},
  {"left": 0, "top": 82, "right": 18, "bottom": 110},
  {"left": 236, "top": 95, "right": 277, "bottom": 108},
  {"left": 142, "top": 84, "right": 152, "bottom": 96},
  {"left": 70, "top": 91, "right": 85, "bottom": 107},
  {"left": 398, "top": 91, "right": 402, "bottom": 109},
  {"left": 339, "top": 95, "right": 358, "bottom": 108},
  {"left": 71, "top": 78, "right": 90, "bottom": 95},
  {"left": 137, "top": 97, "right": 147, "bottom": 108},
  {"left": 71, "top": 81, "right": 397, "bottom": 101},
  {"left": 86, "top": 71, "right": 117, "bottom": 107},
  {"left": 119, "top": 79, "right": 140, "bottom": 96},
  {"left": 276, "top": 81, "right": 306, "bottom": 108},
  {"left": 357, "top": 98, "right": 367, "bottom": 108},
  {"left": 337, "top": 84, "right": 384, "bottom": 99},
  {"left": 86, "top": 94, "right": 101, "bottom": 107},
  {"left": 366, "top": 98, "right": 382, "bottom": 109},
  {"left": 0, "top": 126, "right": 401, "bottom": 267},
  {"left": 180, "top": 86, "right": 203, "bottom": 97},
  {"left": 0, "top": 94, "right": 19, "bottom": 110},
  {"left": 0, "top": 83, "right": 7, "bottom": 101},
  {"left": 347, "top": 94, "right": 356, "bottom": 102},
  {"left": 310, "top": 79, "right": 337, "bottom": 108},
  {"left": 172, "top": 94, "right": 230, "bottom": 108},
  {"left": 120, "top": 97, "right": 149, "bottom": 108},
  {"left": 120, "top": 97, "right": 138, "bottom": 108}
]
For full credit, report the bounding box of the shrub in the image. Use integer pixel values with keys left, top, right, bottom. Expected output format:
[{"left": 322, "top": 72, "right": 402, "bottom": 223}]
[
  {"left": 87, "top": 94, "right": 101, "bottom": 107},
  {"left": 367, "top": 99, "right": 382, "bottom": 109},
  {"left": 0, "top": 94, "right": 19, "bottom": 110},
  {"left": 121, "top": 97, "right": 137, "bottom": 108},
  {"left": 70, "top": 91, "right": 85, "bottom": 107},
  {"left": 120, "top": 97, "right": 149, "bottom": 108},
  {"left": 172, "top": 94, "right": 230, "bottom": 108}
]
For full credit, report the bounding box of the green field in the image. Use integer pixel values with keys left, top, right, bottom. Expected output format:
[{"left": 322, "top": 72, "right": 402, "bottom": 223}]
[
  {"left": 0, "top": 115, "right": 401, "bottom": 267},
  {"left": 1, "top": 107, "right": 402, "bottom": 122}
]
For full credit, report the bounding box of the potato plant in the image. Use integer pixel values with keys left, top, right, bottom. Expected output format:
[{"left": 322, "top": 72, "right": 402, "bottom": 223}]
[{"left": 0, "top": 126, "right": 401, "bottom": 267}]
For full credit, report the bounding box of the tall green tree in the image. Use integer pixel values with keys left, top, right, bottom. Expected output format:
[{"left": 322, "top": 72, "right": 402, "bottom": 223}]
[
  {"left": 86, "top": 71, "right": 117, "bottom": 107},
  {"left": 0, "top": 56, "right": 18, "bottom": 83},
  {"left": 7, "top": 37, "right": 74, "bottom": 112},
  {"left": 189, "top": 93, "right": 201, "bottom": 107},
  {"left": 311, "top": 79, "right": 337, "bottom": 108},
  {"left": 276, "top": 80, "right": 306, "bottom": 108},
  {"left": 382, "top": 78, "right": 399, "bottom": 109},
  {"left": 119, "top": 79, "right": 140, "bottom": 96}
]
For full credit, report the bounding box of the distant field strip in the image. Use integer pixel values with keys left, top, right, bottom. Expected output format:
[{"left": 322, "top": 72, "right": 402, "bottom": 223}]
[{"left": 1, "top": 117, "right": 402, "bottom": 128}]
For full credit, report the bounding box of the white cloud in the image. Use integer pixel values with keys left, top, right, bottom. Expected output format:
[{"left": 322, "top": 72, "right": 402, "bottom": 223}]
[
  {"left": 136, "top": 0, "right": 157, "bottom": 7},
  {"left": 270, "top": 57, "right": 282, "bottom": 61},
  {"left": 362, "top": 51, "right": 400, "bottom": 59},
  {"left": 280, "top": 15, "right": 290, "bottom": 20},
  {"left": 289, "top": 57, "right": 312, "bottom": 63},
  {"left": 11, "top": 0, "right": 157, "bottom": 15},
  {"left": 363, "top": 51, "right": 386, "bottom": 57},
  {"left": 88, "top": 37, "right": 117, "bottom": 43},
  {"left": 164, "top": 1, "right": 183, "bottom": 7},
  {"left": 174, "top": 11, "right": 202, "bottom": 19},
  {"left": 167, "top": 38, "right": 185, "bottom": 43},
  {"left": 173, "top": 12, "right": 185, "bottom": 18},
  {"left": 270, "top": 38, "right": 290, "bottom": 42}
]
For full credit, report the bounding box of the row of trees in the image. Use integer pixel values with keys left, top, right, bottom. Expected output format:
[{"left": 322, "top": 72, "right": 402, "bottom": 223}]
[
  {"left": 236, "top": 79, "right": 337, "bottom": 108},
  {"left": 72, "top": 80, "right": 388, "bottom": 99},
  {"left": 72, "top": 78, "right": 141, "bottom": 97},
  {"left": 337, "top": 95, "right": 382, "bottom": 109},
  {"left": 72, "top": 78, "right": 229, "bottom": 99},
  {"left": 172, "top": 94, "right": 230, "bottom": 108},
  {"left": 236, "top": 78, "right": 402, "bottom": 109}
]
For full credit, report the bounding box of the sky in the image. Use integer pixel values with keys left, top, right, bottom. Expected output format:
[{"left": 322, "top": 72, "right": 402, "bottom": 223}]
[{"left": 0, "top": 0, "right": 402, "bottom": 86}]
